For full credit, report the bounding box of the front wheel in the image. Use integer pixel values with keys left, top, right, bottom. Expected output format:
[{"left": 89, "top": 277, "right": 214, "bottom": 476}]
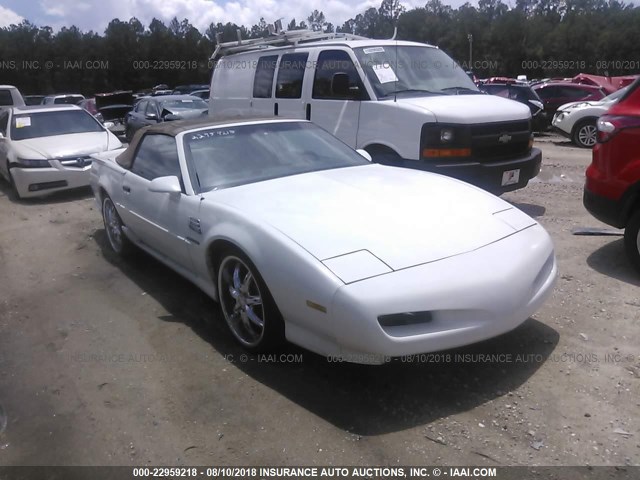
[
  {"left": 217, "top": 251, "right": 283, "bottom": 352},
  {"left": 624, "top": 209, "right": 640, "bottom": 273},
  {"left": 6, "top": 162, "right": 21, "bottom": 200},
  {"left": 102, "top": 195, "right": 133, "bottom": 256},
  {"left": 573, "top": 120, "right": 597, "bottom": 148}
]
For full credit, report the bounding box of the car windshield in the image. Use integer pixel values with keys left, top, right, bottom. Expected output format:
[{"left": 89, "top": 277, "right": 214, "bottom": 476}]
[
  {"left": 183, "top": 122, "right": 369, "bottom": 192},
  {"left": 353, "top": 46, "right": 479, "bottom": 98},
  {"left": 11, "top": 109, "right": 104, "bottom": 140},
  {"left": 160, "top": 98, "right": 207, "bottom": 111},
  {"left": 53, "top": 95, "right": 84, "bottom": 104}
]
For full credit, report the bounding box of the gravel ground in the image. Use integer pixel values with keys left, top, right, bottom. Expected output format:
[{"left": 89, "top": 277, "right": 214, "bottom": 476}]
[{"left": 0, "top": 134, "right": 638, "bottom": 468}]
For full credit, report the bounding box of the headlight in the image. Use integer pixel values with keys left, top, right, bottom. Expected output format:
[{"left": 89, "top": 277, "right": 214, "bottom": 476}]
[
  {"left": 421, "top": 124, "right": 471, "bottom": 159},
  {"left": 530, "top": 100, "right": 543, "bottom": 110},
  {"left": 440, "top": 128, "right": 454, "bottom": 143},
  {"left": 15, "top": 158, "right": 51, "bottom": 168}
]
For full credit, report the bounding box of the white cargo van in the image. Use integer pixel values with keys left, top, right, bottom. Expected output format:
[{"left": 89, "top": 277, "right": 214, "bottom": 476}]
[
  {"left": 0, "top": 85, "right": 25, "bottom": 110},
  {"left": 209, "top": 30, "right": 541, "bottom": 193}
]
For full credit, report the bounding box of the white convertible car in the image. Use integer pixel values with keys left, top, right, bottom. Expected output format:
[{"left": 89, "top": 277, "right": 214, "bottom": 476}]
[
  {"left": 90, "top": 118, "right": 557, "bottom": 363},
  {"left": 0, "top": 104, "right": 122, "bottom": 198}
]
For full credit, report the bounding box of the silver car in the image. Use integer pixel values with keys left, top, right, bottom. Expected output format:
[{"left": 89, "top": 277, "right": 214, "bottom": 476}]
[{"left": 0, "top": 105, "right": 122, "bottom": 199}]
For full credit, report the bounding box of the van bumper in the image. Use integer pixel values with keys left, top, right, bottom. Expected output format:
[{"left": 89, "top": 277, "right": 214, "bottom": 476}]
[{"left": 384, "top": 148, "right": 542, "bottom": 194}]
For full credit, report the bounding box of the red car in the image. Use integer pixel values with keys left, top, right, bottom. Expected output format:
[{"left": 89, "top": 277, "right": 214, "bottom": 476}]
[
  {"left": 533, "top": 82, "right": 606, "bottom": 116},
  {"left": 583, "top": 78, "right": 640, "bottom": 271}
]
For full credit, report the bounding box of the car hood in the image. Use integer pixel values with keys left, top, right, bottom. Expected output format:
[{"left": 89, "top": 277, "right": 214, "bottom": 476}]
[
  {"left": 557, "top": 99, "right": 611, "bottom": 112},
  {"left": 13, "top": 132, "right": 117, "bottom": 159},
  {"left": 395, "top": 94, "right": 531, "bottom": 123},
  {"left": 206, "top": 165, "right": 535, "bottom": 271}
]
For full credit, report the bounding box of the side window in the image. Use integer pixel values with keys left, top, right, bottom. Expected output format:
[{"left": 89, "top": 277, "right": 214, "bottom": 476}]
[
  {"left": 563, "top": 87, "right": 589, "bottom": 99},
  {"left": 276, "top": 53, "right": 309, "bottom": 99},
  {"left": 145, "top": 101, "right": 158, "bottom": 116},
  {"left": 0, "top": 112, "right": 8, "bottom": 135},
  {"left": 313, "top": 50, "right": 365, "bottom": 100},
  {"left": 0, "top": 90, "right": 13, "bottom": 106},
  {"left": 130, "top": 134, "right": 181, "bottom": 182},
  {"left": 253, "top": 55, "right": 278, "bottom": 98},
  {"left": 535, "top": 87, "right": 555, "bottom": 99},
  {"left": 136, "top": 100, "right": 147, "bottom": 113}
]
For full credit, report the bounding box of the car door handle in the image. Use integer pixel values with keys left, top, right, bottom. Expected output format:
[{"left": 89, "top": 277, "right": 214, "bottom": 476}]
[{"left": 123, "top": 185, "right": 131, "bottom": 193}]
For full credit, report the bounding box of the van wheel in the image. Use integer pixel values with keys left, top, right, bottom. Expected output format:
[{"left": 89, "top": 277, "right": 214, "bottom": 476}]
[
  {"left": 624, "top": 209, "right": 640, "bottom": 273},
  {"left": 365, "top": 145, "right": 403, "bottom": 166},
  {"left": 572, "top": 120, "right": 597, "bottom": 148}
]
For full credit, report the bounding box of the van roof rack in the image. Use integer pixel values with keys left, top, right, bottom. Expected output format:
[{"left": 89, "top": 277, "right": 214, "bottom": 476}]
[{"left": 210, "top": 27, "right": 367, "bottom": 59}]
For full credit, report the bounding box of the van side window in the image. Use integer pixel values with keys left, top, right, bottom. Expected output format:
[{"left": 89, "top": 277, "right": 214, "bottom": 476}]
[
  {"left": 253, "top": 55, "right": 278, "bottom": 98},
  {"left": 313, "top": 50, "right": 366, "bottom": 100},
  {"left": 0, "top": 111, "right": 8, "bottom": 135},
  {"left": 276, "top": 53, "right": 309, "bottom": 99}
]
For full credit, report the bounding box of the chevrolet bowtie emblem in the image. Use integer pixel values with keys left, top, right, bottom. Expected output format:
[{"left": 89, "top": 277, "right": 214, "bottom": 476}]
[{"left": 498, "top": 133, "right": 512, "bottom": 144}]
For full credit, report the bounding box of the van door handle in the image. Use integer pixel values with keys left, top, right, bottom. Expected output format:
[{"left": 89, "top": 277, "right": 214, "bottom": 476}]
[
  {"left": 306, "top": 104, "right": 311, "bottom": 121},
  {"left": 123, "top": 185, "right": 131, "bottom": 193},
  {"left": 274, "top": 103, "right": 278, "bottom": 116}
]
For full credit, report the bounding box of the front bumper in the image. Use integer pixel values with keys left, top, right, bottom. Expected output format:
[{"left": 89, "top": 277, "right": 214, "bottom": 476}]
[
  {"left": 410, "top": 148, "right": 542, "bottom": 194},
  {"left": 10, "top": 165, "right": 91, "bottom": 198},
  {"left": 327, "top": 223, "right": 557, "bottom": 363},
  {"left": 583, "top": 187, "right": 626, "bottom": 229}
]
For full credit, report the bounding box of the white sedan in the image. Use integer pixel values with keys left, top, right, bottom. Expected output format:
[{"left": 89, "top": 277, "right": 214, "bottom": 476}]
[
  {"left": 90, "top": 118, "right": 557, "bottom": 364},
  {"left": 0, "top": 104, "right": 122, "bottom": 198},
  {"left": 552, "top": 86, "right": 629, "bottom": 148}
]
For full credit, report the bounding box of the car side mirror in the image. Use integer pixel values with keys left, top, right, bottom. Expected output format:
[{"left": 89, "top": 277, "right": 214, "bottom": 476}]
[
  {"left": 331, "top": 72, "right": 352, "bottom": 97},
  {"left": 145, "top": 113, "right": 158, "bottom": 120},
  {"left": 163, "top": 113, "right": 180, "bottom": 121},
  {"left": 356, "top": 149, "right": 372, "bottom": 162},
  {"left": 148, "top": 175, "right": 181, "bottom": 194},
  {"left": 103, "top": 121, "right": 115, "bottom": 129}
]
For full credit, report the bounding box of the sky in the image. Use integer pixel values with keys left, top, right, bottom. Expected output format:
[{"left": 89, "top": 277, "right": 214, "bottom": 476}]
[{"left": 0, "top": 0, "right": 473, "bottom": 32}]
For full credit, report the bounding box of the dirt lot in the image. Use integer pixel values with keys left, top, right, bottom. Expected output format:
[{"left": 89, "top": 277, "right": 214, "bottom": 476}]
[{"left": 0, "top": 134, "right": 638, "bottom": 468}]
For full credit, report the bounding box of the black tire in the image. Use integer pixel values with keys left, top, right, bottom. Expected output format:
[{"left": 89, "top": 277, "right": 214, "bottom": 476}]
[
  {"left": 6, "top": 162, "right": 21, "bottom": 200},
  {"left": 102, "top": 194, "right": 134, "bottom": 256},
  {"left": 365, "top": 145, "right": 403, "bottom": 166},
  {"left": 216, "top": 249, "right": 284, "bottom": 352},
  {"left": 624, "top": 208, "right": 640, "bottom": 273},
  {"left": 572, "top": 119, "right": 598, "bottom": 148}
]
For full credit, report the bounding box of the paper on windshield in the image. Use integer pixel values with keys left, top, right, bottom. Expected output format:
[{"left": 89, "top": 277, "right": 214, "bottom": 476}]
[
  {"left": 363, "top": 47, "right": 385, "bottom": 54},
  {"left": 372, "top": 63, "right": 399, "bottom": 84},
  {"left": 15, "top": 117, "right": 31, "bottom": 128}
]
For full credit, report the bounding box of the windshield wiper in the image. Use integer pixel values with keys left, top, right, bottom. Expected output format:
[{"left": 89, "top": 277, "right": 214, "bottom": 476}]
[
  {"left": 440, "top": 86, "right": 483, "bottom": 95},
  {"left": 387, "top": 88, "right": 440, "bottom": 96}
]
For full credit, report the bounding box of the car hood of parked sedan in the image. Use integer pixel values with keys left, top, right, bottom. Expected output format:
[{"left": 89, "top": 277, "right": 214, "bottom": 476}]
[
  {"left": 395, "top": 93, "right": 531, "bottom": 123},
  {"left": 557, "top": 99, "right": 611, "bottom": 112},
  {"left": 13, "top": 132, "right": 118, "bottom": 159},
  {"left": 206, "top": 164, "right": 536, "bottom": 272}
]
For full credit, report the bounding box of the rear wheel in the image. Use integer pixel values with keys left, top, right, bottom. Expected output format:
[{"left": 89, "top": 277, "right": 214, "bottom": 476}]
[
  {"left": 102, "top": 195, "right": 133, "bottom": 256},
  {"left": 572, "top": 120, "right": 597, "bottom": 148},
  {"left": 217, "top": 250, "right": 284, "bottom": 352},
  {"left": 624, "top": 209, "right": 640, "bottom": 273}
]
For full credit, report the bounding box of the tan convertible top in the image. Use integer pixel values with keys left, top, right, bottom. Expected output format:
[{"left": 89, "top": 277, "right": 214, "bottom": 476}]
[{"left": 116, "top": 116, "right": 297, "bottom": 169}]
